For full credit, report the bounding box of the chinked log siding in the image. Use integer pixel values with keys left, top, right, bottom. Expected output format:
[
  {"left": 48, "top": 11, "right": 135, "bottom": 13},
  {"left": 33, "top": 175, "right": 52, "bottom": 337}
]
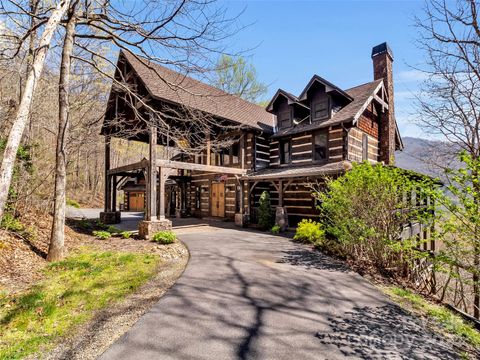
[
  {"left": 246, "top": 132, "right": 254, "bottom": 170},
  {"left": 347, "top": 127, "right": 378, "bottom": 163},
  {"left": 188, "top": 173, "right": 240, "bottom": 219},
  {"left": 255, "top": 135, "right": 270, "bottom": 170},
  {"left": 328, "top": 127, "right": 344, "bottom": 161}
]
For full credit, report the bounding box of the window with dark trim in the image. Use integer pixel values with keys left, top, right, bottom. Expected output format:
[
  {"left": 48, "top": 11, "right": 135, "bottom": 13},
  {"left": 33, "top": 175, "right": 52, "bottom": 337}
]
[
  {"left": 232, "top": 142, "right": 239, "bottom": 164},
  {"left": 221, "top": 149, "right": 230, "bottom": 165},
  {"left": 313, "top": 131, "right": 328, "bottom": 162},
  {"left": 235, "top": 185, "right": 241, "bottom": 213},
  {"left": 278, "top": 109, "right": 292, "bottom": 129},
  {"left": 279, "top": 139, "right": 291, "bottom": 164},
  {"left": 195, "top": 186, "right": 201, "bottom": 209},
  {"left": 362, "top": 133, "right": 368, "bottom": 161},
  {"left": 312, "top": 98, "right": 329, "bottom": 121}
]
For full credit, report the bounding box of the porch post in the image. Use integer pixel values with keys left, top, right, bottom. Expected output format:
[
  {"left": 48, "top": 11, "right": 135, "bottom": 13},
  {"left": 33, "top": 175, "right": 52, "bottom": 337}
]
[
  {"left": 159, "top": 167, "right": 166, "bottom": 220},
  {"left": 240, "top": 134, "right": 245, "bottom": 169},
  {"left": 147, "top": 126, "right": 158, "bottom": 221},
  {"left": 111, "top": 175, "right": 117, "bottom": 212},
  {"left": 139, "top": 126, "right": 172, "bottom": 239},
  {"left": 247, "top": 181, "right": 251, "bottom": 216},
  {"left": 235, "top": 179, "right": 246, "bottom": 227},
  {"left": 100, "top": 136, "right": 120, "bottom": 224},
  {"left": 278, "top": 180, "right": 283, "bottom": 207},
  {"left": 239, "top": 181, "right": 244, "bottom": 213},
  {"left": 206, "top": 133, "right": 211, "bottom": 165},
  {"left": 104, "top": 136, "right": 111, "bottom": 212}
]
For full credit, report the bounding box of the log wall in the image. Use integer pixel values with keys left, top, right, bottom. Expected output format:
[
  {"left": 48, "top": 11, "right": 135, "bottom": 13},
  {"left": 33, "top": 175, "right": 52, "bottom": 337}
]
[{"left": 347, "top": 127, "right": 379, "bottom": 163}]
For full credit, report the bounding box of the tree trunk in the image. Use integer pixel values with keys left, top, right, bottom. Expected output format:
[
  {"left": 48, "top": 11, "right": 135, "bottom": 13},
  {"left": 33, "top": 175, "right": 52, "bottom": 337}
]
[
  {"left": 47, "top": 6, "right": 76, "bottom": 262},
  {"left": 25, "top": 0, "right": 40, "bottom": 141},
  {"left": 0, "top": 0, "right": 71, "bottom": 221}
]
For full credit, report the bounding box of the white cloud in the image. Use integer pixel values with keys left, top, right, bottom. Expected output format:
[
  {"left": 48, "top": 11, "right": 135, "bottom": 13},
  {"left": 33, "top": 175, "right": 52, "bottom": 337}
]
[{"left": 397, "top": 70, "right": 428, "bottom": 83}]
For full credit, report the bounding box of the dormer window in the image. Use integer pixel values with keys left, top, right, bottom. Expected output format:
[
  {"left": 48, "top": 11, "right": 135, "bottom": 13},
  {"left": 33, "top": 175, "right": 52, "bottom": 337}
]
[
  {"left": 312, "top": 97, "right": 330, "bottom": 121},
  {"left": 278, "top": 109, "right": 291, "bottom": 129}
]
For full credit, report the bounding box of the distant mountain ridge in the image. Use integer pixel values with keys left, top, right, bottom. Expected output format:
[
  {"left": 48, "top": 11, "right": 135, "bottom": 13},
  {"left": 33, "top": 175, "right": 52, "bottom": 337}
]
[{"left": 395, "top": 136, "right": 460, "bottom": 180}]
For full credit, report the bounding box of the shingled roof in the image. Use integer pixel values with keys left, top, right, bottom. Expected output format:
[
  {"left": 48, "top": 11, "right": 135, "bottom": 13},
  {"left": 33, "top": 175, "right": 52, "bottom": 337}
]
[
  {"left": 121, "top": 51, "right": 274, "bottom": 131},
  {"left": 244, "top": 161, "right": 353, "bottom": 180},
  {"left": 272, "top": 79, "right": 384, "bottom": 138}
]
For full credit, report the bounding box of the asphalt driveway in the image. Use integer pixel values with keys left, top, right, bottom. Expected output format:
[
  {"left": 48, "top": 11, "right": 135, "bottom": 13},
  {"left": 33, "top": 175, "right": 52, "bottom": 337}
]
[{"left": 99, "top": 226, "right": 460, "bottom": 359}]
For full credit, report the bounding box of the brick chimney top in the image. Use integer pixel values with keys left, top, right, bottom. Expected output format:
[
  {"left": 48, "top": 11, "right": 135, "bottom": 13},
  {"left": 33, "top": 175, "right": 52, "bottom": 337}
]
[{"left": 371, "top": 42, "right": 394, "bottom": 61}]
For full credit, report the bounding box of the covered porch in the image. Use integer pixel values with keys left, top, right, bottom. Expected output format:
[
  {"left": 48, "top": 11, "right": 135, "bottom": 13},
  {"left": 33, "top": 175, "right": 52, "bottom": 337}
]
[{"left": 101, "top": 126, "right": 247, "bottom": 239}]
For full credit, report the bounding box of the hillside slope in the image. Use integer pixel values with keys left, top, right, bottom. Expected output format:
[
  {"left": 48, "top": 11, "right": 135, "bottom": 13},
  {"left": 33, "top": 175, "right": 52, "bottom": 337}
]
[{"left": 395, "top": 137, "right": 460, "bottom": 180}]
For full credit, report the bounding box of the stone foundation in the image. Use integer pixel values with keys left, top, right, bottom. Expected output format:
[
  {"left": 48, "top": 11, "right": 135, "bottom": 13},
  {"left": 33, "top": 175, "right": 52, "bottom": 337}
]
[
  {"left": 275, "top": 207, "right": 288, "bottom": 231},
  {"left": 139, "top": 219, "right": 172, "bottom": 240},
  {"left": 99, "top": 211, "right": 121, "bottom": 224},
  {"left": 234, "top": 213, "right": 249, "bottom": 227}
]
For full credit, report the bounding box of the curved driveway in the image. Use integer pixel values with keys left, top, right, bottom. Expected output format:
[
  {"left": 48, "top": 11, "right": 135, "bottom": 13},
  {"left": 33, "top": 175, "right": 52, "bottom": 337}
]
[{"left": 100, "top": 226, "right": 460, "bottom": 359}]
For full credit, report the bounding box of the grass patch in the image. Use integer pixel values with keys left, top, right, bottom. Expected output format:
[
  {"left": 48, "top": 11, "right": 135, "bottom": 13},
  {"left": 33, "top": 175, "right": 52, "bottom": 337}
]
[
  {"left": 0, "top": 249, "right": 160, "bottom": 359},
  {"left": 384, "top": 286, "right": 480, "bottom": 348}
]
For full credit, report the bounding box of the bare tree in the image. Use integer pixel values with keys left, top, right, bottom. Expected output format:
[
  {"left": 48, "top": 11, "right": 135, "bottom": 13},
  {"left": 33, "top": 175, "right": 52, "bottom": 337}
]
[
  {"left": 69, "top": 0, "right": 244, "bottom": 153},
  {"left": 415, "top": 0, "right": 480, "bottom": 318},
  {"left": 1, "top": 0, "right": 244, "bottom": 261},
  {"left": 415, "top": 0, "right": 480, "bottom": 157},
  {"left": 48, "top": 1, "right": 78, "bottom": 262},
  {"left": 0, "top": 0, "right": 71, "bottom": 221}
]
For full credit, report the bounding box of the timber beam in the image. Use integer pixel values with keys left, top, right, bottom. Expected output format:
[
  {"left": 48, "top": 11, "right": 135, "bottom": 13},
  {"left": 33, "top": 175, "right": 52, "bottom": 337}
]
[
  {"left": 156, "top": 159, "right": 247, "bottom": 175},
  {"left": 107, "top": 159, "right": 149, "bottom": 175}
]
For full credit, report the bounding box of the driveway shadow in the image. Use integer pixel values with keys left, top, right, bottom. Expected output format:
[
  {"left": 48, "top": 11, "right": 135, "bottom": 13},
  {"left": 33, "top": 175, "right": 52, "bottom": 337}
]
[
  {"left": 277, "top": 247, "right": 350, "bottom": 272},
  {"left": 315, "top": 303, "right": 461, "bottom": 359}
]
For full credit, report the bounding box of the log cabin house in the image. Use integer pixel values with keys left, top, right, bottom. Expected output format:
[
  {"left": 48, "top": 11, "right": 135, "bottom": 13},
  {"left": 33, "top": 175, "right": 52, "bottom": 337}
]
[{"left": 101, "top": 42, "right": 406, "bottom": 238}]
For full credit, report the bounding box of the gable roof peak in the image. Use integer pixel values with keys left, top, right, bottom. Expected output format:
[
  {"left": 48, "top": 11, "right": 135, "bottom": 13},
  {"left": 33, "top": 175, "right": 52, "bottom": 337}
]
[
  {"left": 298, "top": 74, "right": 353, "bottom": 102},
  {"left": 118, "top": 50, "right": 274, "bottom": 130}
]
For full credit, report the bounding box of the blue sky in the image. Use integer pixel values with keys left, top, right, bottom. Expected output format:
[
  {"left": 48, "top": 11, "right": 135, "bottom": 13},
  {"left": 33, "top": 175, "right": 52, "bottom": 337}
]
[{"left": 220, "top": 0, "right": 429, "bottom": 138}]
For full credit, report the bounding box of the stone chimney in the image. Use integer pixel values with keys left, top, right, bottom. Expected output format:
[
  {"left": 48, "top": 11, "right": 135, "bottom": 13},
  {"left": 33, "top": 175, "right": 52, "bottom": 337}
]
[{"left": 372, "top": 42, "right": 395, "bottom": 164}]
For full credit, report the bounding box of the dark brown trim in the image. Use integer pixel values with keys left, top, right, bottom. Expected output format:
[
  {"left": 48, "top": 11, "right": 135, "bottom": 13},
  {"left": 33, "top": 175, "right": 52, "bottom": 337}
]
[
  {"left": 312, "top": 129, "right": 329, "bottom": 164},
  {"left": 279, "top": 137, "right": 292, "bottom": 165}
]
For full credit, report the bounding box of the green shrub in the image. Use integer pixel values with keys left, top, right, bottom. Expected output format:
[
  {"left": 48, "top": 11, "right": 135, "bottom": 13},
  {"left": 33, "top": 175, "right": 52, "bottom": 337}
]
[
  {"left": 293, "top": 219, "right": 324, "bottom": 244},
  {"left": 271, "top": 224, "right": 280, "bottom": 234},
  {"left": 95, "top": 220, "right": 108, "bottom": 230},
  {"left": 78, "top": 219, "right": 92, "bottom": 230},
  {"left": 107, "top": 225, "right": 121, "bottom": 234},
  {"left": 258, "top": 191, "right": 273, "bottom": 230},
  {"left": 121, "top": 231, "right": 132, "bottom": 239},
  {"left": 66, "top": 199, "right": 80, "bottom": 208},
  {"left": 92, "top": 230, "right": 111, "bottom": 240},
  {"left": 314, "top": 162, "right": 438, "bottom": 271},
  {"left": 0, "top": 212, "right": 24, "bottom": 232},
  {"left": 151, "top": 231, "right": 176, "bottom": 244}
]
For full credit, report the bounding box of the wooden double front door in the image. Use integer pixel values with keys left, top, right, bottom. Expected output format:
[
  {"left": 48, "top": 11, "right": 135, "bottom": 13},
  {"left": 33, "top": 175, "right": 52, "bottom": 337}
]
[
  {"left": 211, "top": 182, "right": 225, "bottom": 217},
  {"left": 129, "top": 192, "right": 145, "bottom": 211}
]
